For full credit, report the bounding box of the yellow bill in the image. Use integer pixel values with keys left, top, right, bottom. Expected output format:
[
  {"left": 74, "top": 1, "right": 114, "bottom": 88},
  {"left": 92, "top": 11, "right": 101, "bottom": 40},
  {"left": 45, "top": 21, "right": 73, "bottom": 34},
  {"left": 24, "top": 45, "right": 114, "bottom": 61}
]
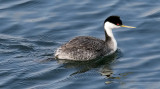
[{"left": 121, "top": 25, "right": 136, "bottom": 28}]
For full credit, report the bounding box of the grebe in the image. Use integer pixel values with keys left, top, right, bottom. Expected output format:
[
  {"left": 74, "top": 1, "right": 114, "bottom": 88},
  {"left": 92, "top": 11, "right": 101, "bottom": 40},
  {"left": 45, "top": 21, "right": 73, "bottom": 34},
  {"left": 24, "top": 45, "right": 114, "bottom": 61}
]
[{"left": 54, "top": 16, "right": 135, "bottom": 61}]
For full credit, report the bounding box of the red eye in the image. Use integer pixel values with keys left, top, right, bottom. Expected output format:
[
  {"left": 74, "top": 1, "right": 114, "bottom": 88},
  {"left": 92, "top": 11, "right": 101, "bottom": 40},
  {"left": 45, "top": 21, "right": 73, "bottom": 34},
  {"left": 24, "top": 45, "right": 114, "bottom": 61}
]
[{"left": 117, "top": 23, "right": 119, "bottom": 25}]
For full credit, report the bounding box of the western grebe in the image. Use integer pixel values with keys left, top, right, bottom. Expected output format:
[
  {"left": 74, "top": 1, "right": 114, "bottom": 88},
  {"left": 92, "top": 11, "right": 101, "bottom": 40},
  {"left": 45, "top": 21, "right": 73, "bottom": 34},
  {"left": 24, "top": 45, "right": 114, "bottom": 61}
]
[{"left": 54, "top": 16, "right": 135, "bottom": 61}]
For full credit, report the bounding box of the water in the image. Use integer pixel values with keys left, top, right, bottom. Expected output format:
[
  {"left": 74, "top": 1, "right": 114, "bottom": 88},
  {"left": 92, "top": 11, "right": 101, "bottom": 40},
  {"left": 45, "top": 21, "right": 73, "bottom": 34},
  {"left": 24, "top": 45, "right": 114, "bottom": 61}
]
[{"left": 0, "top": 0, "right": 160, "bottom": 89}]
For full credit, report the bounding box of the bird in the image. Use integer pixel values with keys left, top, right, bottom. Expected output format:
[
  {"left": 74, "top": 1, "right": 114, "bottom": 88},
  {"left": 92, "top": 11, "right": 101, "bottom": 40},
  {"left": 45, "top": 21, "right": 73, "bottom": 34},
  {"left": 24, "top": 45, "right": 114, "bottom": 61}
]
[{"left": 54, "top": 16, "right": 135, "bottom": 61}]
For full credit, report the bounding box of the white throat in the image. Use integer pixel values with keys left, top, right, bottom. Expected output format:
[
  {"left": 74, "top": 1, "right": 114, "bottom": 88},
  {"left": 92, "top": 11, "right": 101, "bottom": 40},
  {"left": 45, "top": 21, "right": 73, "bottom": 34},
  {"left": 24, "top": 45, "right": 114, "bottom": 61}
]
[{"left": 104, "top": 22, "right": 119, "bottom": 52}]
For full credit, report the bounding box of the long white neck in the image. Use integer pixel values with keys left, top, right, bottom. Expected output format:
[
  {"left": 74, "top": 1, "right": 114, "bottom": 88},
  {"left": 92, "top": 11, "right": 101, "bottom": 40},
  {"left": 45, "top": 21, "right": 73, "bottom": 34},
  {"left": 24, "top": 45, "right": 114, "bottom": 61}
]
[{"left": 104, "top": 22, "right": 118, "bottom": 52}]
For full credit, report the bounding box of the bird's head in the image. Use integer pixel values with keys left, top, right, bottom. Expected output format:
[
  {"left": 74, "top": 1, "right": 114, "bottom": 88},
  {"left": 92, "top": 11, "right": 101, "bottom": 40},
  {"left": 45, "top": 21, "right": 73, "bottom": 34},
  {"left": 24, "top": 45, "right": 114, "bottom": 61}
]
[{"left": 104, "top": 16, "right": 136, "bottom": 29}]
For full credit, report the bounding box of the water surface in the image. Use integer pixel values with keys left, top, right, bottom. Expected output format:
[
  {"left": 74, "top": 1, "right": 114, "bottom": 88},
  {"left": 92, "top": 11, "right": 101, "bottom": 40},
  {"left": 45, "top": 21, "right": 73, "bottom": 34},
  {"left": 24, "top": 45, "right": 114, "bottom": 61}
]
[{"left": 0, "top": 0, "right": 160, "bottom": 89}]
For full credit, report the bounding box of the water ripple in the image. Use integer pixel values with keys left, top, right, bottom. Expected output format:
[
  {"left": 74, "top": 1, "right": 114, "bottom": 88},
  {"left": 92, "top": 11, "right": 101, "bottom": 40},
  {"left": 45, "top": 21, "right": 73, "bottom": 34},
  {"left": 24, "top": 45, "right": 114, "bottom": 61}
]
[{"left": 0, "top": 0, "right": 32, "bottom": 10}]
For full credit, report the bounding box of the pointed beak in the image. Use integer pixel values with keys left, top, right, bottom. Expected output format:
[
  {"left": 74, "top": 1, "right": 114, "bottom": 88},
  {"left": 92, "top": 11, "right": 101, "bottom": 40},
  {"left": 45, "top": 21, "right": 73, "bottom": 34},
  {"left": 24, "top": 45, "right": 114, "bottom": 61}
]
[{"left": 121, "top": 25, "right": 136, "bottom": 28}]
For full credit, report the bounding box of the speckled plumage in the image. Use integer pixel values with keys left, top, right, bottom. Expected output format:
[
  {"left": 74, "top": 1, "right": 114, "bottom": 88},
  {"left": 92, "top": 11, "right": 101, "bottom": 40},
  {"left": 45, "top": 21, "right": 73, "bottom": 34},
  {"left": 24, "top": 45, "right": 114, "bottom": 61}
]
[{"left": 54, "top": 36, "right": 114, "bottom": 60}]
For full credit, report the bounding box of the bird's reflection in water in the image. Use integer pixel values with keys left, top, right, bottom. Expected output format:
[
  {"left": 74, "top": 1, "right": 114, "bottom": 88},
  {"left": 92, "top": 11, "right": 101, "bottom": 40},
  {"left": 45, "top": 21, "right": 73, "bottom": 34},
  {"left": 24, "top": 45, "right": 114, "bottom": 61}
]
[
  {"left": 55, "top": 49, "right": 133, "bottom": 85},
  {"left": 56, "top": 50, "right": 121, "bottom": 76}
]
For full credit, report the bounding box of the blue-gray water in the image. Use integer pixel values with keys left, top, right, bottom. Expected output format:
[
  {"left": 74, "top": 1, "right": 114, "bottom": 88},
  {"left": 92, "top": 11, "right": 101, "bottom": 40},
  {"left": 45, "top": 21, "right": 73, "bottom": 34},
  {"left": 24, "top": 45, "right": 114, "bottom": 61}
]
[{"left": 0, "top": 0, "right": 160, "bottom": 89}]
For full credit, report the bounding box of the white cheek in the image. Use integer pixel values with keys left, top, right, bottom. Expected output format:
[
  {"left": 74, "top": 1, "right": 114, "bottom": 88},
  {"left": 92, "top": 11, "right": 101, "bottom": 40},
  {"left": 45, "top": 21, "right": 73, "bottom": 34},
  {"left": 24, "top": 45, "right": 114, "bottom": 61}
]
[
  {"left": 110, "top": 24, "right": 120, "bottom": 28},
  {"left": 104, "top": 22, "right": 120, "bottom": 29}
]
